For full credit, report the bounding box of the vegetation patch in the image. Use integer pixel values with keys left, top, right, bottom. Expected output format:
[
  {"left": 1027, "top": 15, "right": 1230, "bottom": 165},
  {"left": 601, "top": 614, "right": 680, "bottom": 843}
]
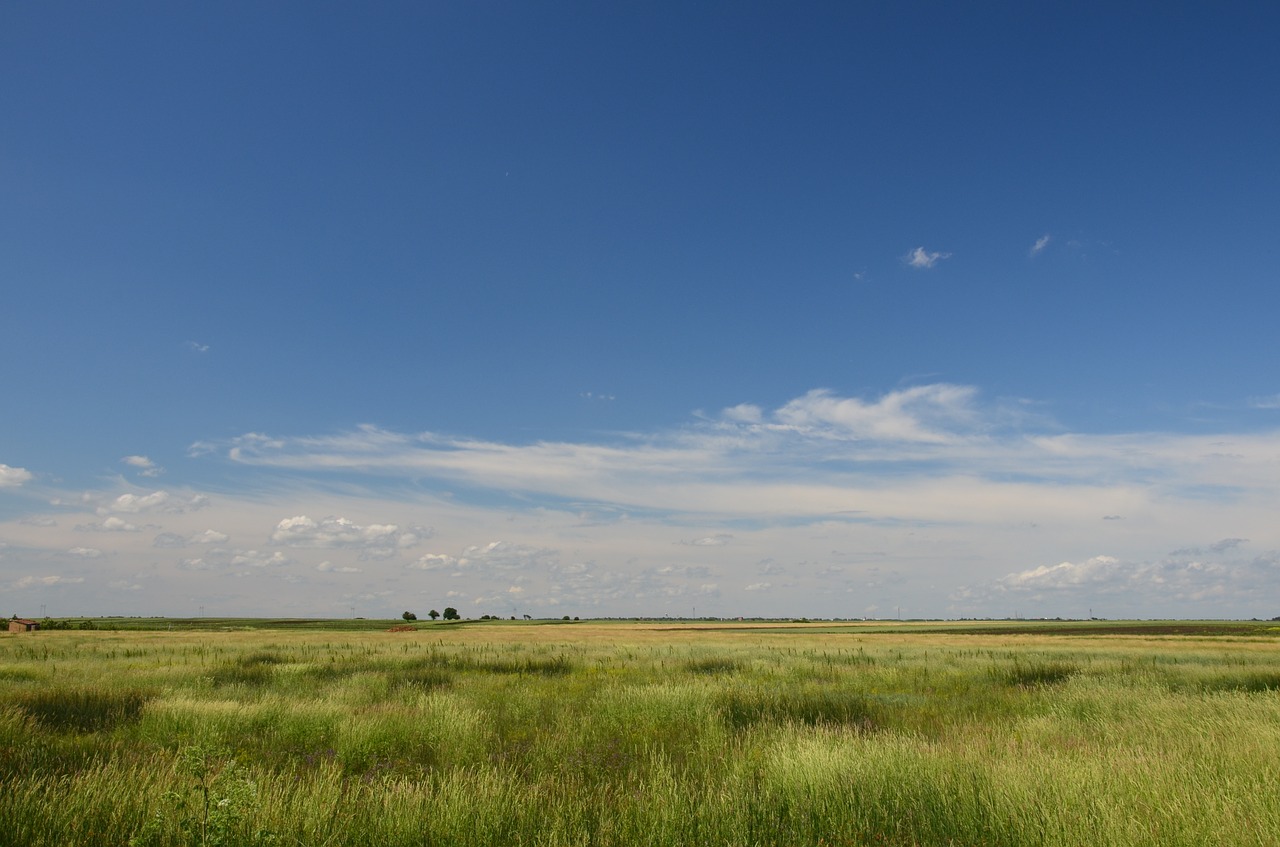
[
  {"left": 12, "top": 686, "right": 152, "bottom": 733},
  {"left": 994, "top": 659, "right": 1081, "bottom": 687},
  {"left": 210, "top": 651, "right": 288, "bottom": 687},
  {"left": 683, "top": 656, "right": 741, "bottom": 675},
  {"left": 718, "top": 685, "right": 878, "bottom": 730},
  {"left": 1198, "top": 671, "right": 1280, "bottom": 693}
]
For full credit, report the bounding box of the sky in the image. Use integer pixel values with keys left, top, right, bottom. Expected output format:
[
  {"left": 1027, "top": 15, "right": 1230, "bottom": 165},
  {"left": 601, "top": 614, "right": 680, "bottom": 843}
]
[{"left": 3, "top": 2, "right": 1280, "bottom": 620}]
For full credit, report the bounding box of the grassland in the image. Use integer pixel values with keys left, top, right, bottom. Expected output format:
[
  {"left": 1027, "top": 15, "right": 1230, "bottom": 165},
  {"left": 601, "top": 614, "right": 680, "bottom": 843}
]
[{"left": 2, "top": 619, "right": 1279, "bottom": 846}]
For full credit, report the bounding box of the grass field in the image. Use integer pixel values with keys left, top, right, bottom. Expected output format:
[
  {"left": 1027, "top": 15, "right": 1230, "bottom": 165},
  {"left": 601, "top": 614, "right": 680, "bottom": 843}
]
[{"left": 3, "top": 619, "right": 1279, "bottom": 846}]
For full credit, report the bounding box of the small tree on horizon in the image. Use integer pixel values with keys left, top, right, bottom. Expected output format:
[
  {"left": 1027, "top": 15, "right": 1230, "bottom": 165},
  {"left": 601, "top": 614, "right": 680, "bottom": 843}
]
[
  {"left": 402, "top": 611, "right": 417, "bottom": 621},
  {"left": 428, "top": 609, "right": 440, "bottom": 620},
  {"left": 443, "top": 607, "right": 460, "bottom": 620}
]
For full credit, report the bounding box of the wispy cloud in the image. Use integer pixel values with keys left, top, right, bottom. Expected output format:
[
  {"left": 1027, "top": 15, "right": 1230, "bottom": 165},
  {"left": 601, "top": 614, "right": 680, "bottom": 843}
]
[
  {"left": 122, "top": 455, "right": 164, "bottom": 477},
  {"left": 9, "top": 384, "right": 1280, "bottom": 618},
  {"left": 1029, "top": 234, "right": 1051, "bottom": 256},
  {"left": 904, "top": 247, "right": 951, "bottom": 269},
  {"left": 186, "top": 341, "right": 210, "bottom": 353},
  {"left": 1248, "top": 394, "right": 1280, "bottom": 409}
]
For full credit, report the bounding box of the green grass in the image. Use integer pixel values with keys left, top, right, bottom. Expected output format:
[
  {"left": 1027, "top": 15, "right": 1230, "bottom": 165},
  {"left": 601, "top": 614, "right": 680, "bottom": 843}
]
[{"left": 2, "top": 622, "right": 1279, "bottom": 845}]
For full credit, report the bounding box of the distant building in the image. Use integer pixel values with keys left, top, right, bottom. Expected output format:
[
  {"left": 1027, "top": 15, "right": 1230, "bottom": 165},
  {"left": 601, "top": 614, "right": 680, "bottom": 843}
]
[{"left": 8, "top": 618, "right": 39, "bottom": 633}]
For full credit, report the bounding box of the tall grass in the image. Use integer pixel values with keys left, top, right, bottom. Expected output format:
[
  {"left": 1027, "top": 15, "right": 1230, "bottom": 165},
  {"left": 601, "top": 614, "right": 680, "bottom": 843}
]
[{"left": 2, "top": 624, "right": 1280, "bottom": 845}]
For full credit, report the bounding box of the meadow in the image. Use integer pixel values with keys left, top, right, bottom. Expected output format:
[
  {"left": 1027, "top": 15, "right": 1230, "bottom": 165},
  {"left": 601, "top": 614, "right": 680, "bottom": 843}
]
[{"left": 2, "top": 619, "right": 1279, "bottom": 846}]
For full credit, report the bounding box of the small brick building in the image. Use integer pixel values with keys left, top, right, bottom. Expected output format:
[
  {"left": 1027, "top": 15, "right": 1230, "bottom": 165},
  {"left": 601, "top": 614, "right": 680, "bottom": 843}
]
[{"left": 8, "top": 618, "right": 39, "bottom": 633}]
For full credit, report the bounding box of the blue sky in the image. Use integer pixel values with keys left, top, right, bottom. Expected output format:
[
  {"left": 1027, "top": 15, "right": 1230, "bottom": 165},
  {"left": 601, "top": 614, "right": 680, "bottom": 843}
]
[{"left": 3, "top": 3, "right": 1279, "bottom": 619}]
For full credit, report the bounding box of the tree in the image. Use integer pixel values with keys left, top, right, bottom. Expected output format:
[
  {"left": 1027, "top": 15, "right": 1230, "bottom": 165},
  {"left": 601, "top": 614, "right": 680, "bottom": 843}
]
[
  {"left": 428, "top": 609, "right": 440, "bottom": 620},
  {"left": 402, "top": 611, "right": 417, "bottom": 621},
  {"left": 443, "top": 607, "right": 460, "bottom": 620}
]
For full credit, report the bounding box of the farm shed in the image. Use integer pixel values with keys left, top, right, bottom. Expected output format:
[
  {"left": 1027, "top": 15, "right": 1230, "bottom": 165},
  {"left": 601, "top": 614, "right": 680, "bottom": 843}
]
[{"left": 8, "top": 618, "right": 39, "bottom": 633}]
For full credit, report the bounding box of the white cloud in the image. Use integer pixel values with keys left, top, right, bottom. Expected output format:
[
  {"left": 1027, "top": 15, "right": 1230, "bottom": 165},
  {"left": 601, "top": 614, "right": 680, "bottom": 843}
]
[
  {"left": 772, "top": 385, "right": 979, "bottom": 443},
  {"left": 316, "top": 560, "right": 363, "bottom": 574},
  {"left": 186, "top": 341, "right": 210, "bottom": 353},
  {"left": 410, "top": 541, "right": 559, "bottom": 579},
  {"left": 68, "top": 546, "right": 104, "bottom": 558},
  {"left": 76, "top": 516, "right": 142, "bottom": 533},
  {"left": 230, "top": 549, "right": 289, "bottom": 568},
  {"left": 904, "top": 246, "right": 951, "bottom": 269},
  {"left": 17, "top": 383, "right": 1280, "bottom": 618},
  {"left": 1029, "top": 234, "right": 1051, "bottom": 256},
  {"left": 745, "top": 582, "right": 772, "bottom": 591},
  {"left": 998, "top": 555, "right": 1124, "bottom": 591},
  {"left": 721, "top": 403, "right": 763, "bottom": 424},
  {"left": 1248, "top": 394, "right": 1280, "bottom": 410},
  {"left": 963, "top": 544, "right": 1280, "bottom": 615},
  {"left": 121, "top": 456, "right": 164, "bottom": 477},
  {"left": 98, "top": 490, "right": 208, "bottom": 515},
  {"left": 684, "top": 534, "right": 732, "bottom": 546},
  {"left": 0, "top": 464, "right": 33, "bottom": 488},
  {"left": 411, "top": 553, "right": 459, "bottom": 571},
  {"left": 270, "top": 515, "right": 424, "bottom": 559}
]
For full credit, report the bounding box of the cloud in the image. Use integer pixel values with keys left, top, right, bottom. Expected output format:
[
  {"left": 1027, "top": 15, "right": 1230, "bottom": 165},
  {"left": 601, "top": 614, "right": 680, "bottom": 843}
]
[
  {"left": 721, "top": 404, "right": 762, "bottom": 424},
  {"left": 206, "top": 384, "right": 1280, "bottom": 531},
  {"left": 967, "top": 544, "right": 1280, "bottom": 613},
  {"left": 997, "top": 555, "right": 1124, "bottom": 591},
  {"left": 68, "top": 546, "right": 104, "bottom": 558},
  {"left": 771, "top": 385, "right": 979, "bottom": 443},
  {"left": 153, "top": 529, "right": 230, "bottom": 548},
  {"left": 745, "top": 582, "right": 772, "bottom": 591},
  {"left": 410, "top": 553, "right": 459, "bottom": 571},
  {"left": 121, "top": 456, "right": 164, "bottom": 477},
  {"left": 1210, "top": 537, "right": 1248, "bottom": 553},
  {"left": 1029, "top": 234, "right": 1051, "bottom": 256},
  {"left": 0, "top": 464, "right": 34, "bottom": 488},
  {"left": 270, "top": 515, "right": 425, "bottom": 559},
  {"left": 904, "top": 247, "right": 951, "bottom": 269},
  {"left": 186, "top": 341, "right": 210, "bottom": 353},
  {"left": 316, "top": 560, "right": 363, "bottom": 574},
  {"left": 98, "top": 490, "right": 208, "bottom": 515},
  {"left": 1248, "top": 394, "right": 1280, "bottom": 410},
  {"left": 179, "top": 548, "right": 290, "bottom": 571},
  {"left": 409, "top": 541, "right": 558, "bottom": 579},
  {"left": 683, "top": 534, "right": 732, "bottom": 547},
  {"left": 76, "top": 516, "right": 142, "bottom": 533},
  {"left": 12, "top": 575, "right": 86, "bottom": 589}
]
